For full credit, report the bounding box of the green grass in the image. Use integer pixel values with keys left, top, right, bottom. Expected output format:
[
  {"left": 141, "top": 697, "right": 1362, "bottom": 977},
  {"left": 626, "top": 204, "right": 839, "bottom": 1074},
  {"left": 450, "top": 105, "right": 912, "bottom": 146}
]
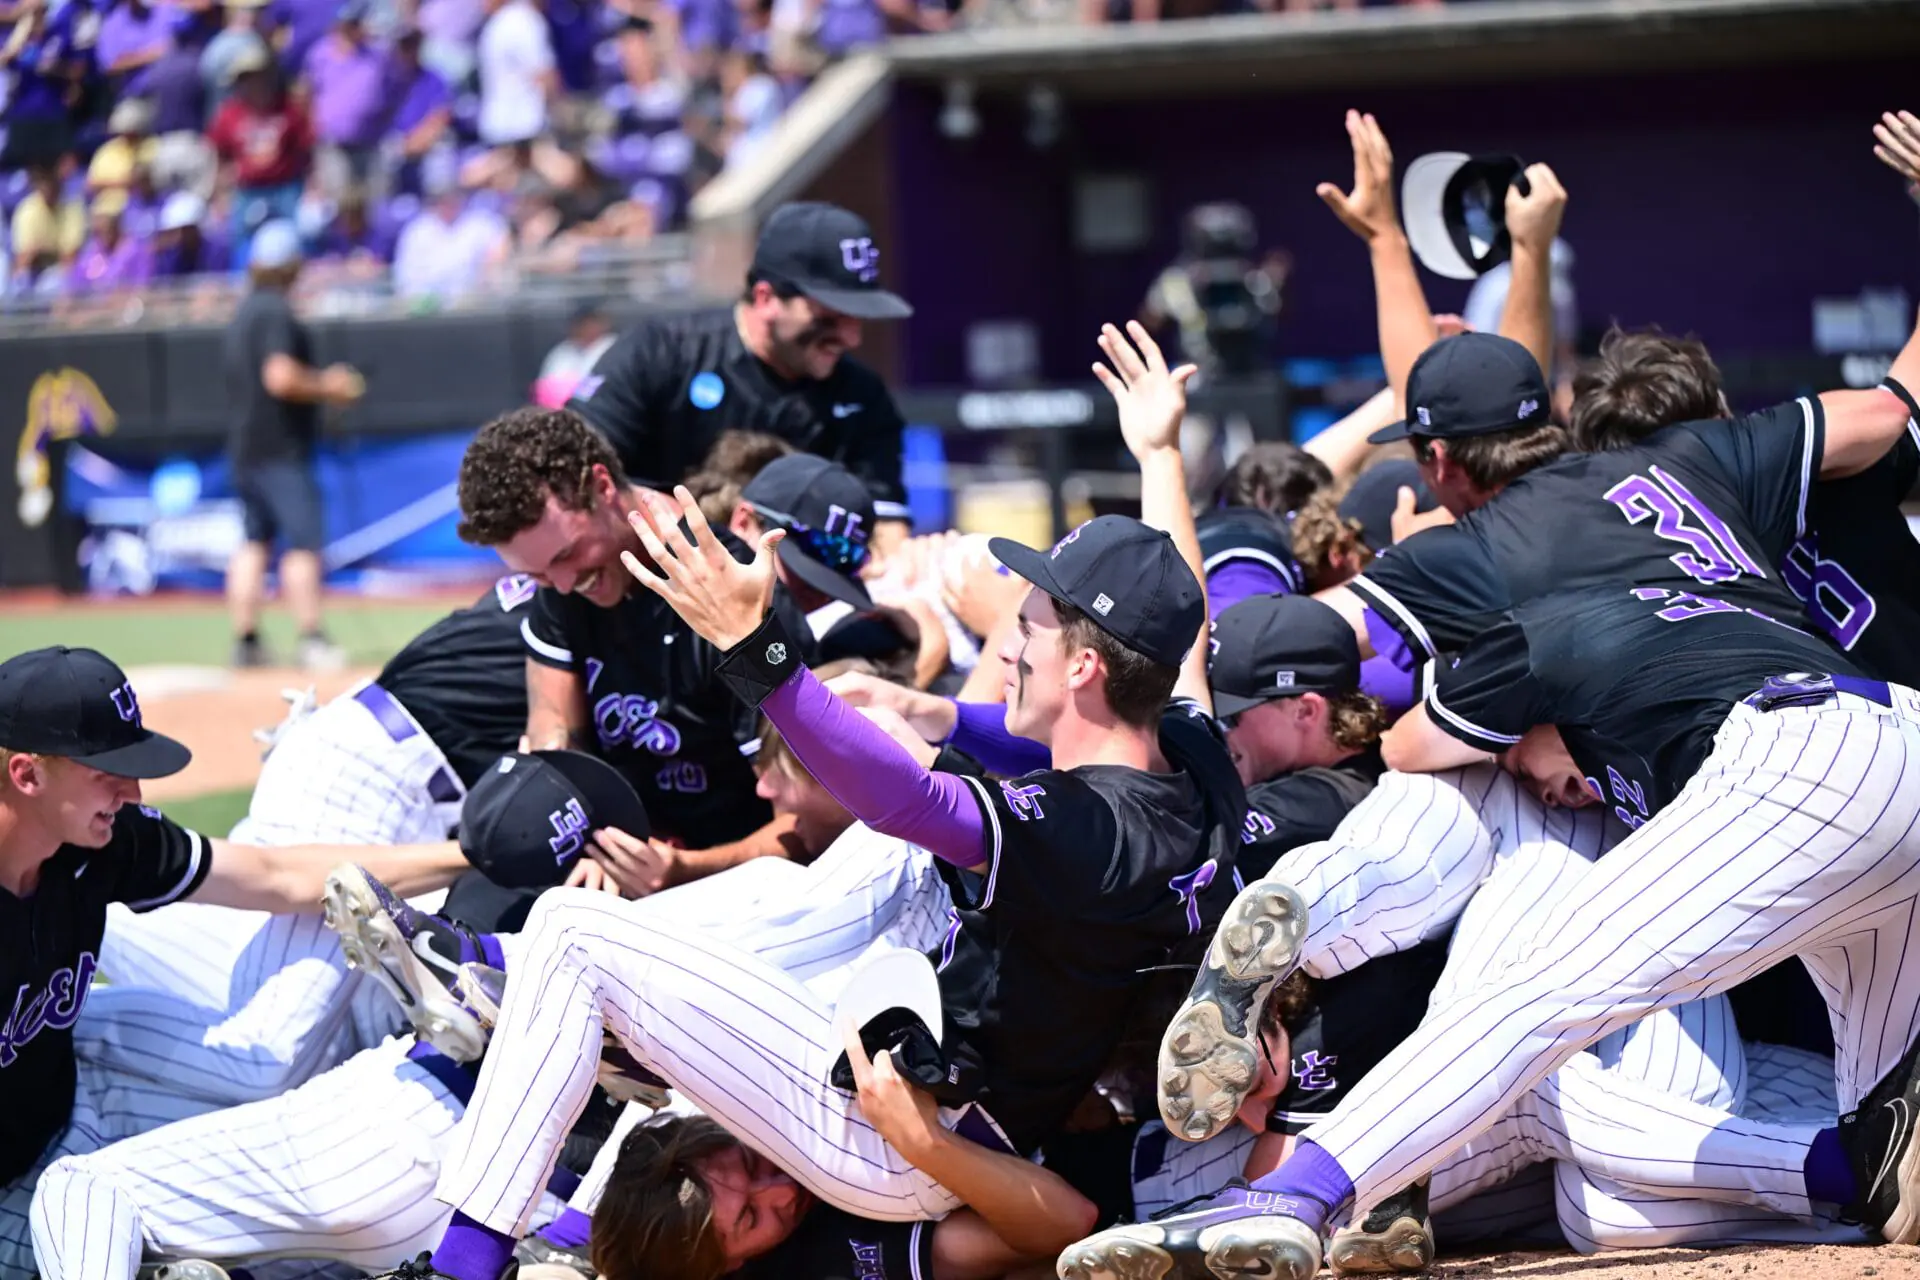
[
  {"left": 153, "top": 786, "right": 254, "bottom": 837},
  {"left": 0, "top": 598, "right": 458, "bottom": 669}
]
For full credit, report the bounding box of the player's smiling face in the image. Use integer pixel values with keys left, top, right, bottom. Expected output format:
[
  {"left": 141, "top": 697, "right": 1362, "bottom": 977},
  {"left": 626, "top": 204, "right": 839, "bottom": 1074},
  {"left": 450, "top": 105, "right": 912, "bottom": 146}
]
[
  {"left": 999, "top": 588, "right": 1073, "bottom": 743},
  {"left": 9, "top": 754, "right": 141, "bottom": 848},
  {"left": 497, "top": 485, "right": 639, "bottom": 607},
  {"left": 696, "top": 1145, "right": 812, "bottom": 1269},
  {"left": 1224, "top": 696, "right": 1314, "bottom": 786}
]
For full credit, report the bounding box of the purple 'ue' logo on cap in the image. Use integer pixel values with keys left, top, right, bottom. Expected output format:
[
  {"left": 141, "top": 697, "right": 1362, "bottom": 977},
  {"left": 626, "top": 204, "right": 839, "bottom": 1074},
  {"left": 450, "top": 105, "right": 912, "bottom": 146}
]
[{"left": 109, "top": 682, "right": 141, "bottom": 726}]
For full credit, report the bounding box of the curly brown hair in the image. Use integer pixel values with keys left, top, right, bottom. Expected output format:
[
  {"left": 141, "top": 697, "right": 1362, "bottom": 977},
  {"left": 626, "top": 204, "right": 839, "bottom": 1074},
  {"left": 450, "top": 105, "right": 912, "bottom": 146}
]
[
  {"left": 1289, "top": 487, "right": 1372, "bottom": 590},
  {"left": 1324, "top": 690, "right": 1392, "bottom": 753},
  {"left": 591, "top": 1114, "right": 741, "bottom": 1280},
  {"left": 456, "top": 407, "right": 631, "bottom": 547}
]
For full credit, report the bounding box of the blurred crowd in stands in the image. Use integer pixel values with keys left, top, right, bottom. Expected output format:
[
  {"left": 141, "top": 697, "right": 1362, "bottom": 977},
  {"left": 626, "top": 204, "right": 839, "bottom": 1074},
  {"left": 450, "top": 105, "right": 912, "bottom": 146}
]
[{"left": 0, "top": 0, "right": 1449, "bottom": 309}]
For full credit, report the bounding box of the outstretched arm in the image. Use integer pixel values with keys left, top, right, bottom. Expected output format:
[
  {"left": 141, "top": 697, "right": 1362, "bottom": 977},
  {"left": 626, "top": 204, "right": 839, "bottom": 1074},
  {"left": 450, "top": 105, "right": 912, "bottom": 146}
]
[
  {"left": 1319, "top": 110, "right": 1435, "bottom": 407},
  {"left": 1497, "top": 163, "right": 1568, "bottom": 382},
  {"left": 193, "top": 838, "right": 467, "bottom": 913},
  {"left": 1094, "top": 320, "right": 1212, "bottom": 714}
]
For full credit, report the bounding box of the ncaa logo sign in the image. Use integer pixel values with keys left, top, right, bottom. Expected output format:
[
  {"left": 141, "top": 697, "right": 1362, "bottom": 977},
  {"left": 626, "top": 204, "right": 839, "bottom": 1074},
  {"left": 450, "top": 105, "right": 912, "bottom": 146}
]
[{"left": 839, "top": 237, "right": 880, "bottom": 283}]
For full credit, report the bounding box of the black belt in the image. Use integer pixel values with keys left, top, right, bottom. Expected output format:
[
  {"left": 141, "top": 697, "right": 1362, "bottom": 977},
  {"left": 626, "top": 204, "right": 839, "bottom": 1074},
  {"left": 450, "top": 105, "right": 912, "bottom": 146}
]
[{"left": 353, "top": 682, "right": 462, "bottom": 804}]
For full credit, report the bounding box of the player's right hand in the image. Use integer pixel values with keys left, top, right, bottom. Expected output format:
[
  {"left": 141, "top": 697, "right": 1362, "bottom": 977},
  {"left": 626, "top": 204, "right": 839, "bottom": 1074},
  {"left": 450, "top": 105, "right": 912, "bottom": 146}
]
[
  {"left": 587, "top": 826, "right": 673, "bottom": 897},
  {"left": 565, "top": 856, "right": 624, "bottom": 897},
  {"left": 1504, "top": 163, "right": 1568, "bottom": 254},
  {"left": 1391, "top": 486, "right": 1454, "bottom": 544},
  {"left": 1874, "top": 109, "right": 1920, "bottom": 186},
  {"left": 1316, "top": 109, "right": 1400, "bottom": 244}
]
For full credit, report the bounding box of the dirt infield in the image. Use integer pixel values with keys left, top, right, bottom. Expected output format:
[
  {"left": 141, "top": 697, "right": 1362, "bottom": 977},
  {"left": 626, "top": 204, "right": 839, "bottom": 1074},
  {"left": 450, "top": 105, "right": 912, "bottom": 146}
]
[
  {"left": 135, "top": 665, "right": 376, "bottom": 800},
  {"left": 1433, "top": 1243, "right": 1916, "bottom": 1279}
]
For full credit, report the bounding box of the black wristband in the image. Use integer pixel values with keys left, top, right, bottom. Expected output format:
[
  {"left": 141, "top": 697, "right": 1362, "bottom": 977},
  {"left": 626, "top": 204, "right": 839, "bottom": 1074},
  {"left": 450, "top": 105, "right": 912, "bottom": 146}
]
[
  {"left": 1882, "top": 375, "right": 1919, "bottom": 427},
  {"left": 716, "top": 611, "right": 803, "bottom": 709},
  {"left": 932, "top": 744, "right": 988, "bottom": 779}
]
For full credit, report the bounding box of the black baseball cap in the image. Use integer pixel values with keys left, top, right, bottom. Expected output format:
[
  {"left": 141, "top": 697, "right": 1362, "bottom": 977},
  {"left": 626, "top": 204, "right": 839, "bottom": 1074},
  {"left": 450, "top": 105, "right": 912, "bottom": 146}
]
[
  {"left": 1339, "top": 459, "right": 1439, "bottom": 553},
  {"left": 1368, "top": 333, "right": 1552, "bottom": 444},
  {"left": 751, "top": 202, "right": 912, "bottom": 321},
  {"left": 459, "top": 750, "right": 650, "bottom": 889},
  {"left": 1402, "top": 151, "right": 1526, "bottom": 282},
  {"left": 989, "top": 515, "right": 1203, "bottom": 669},
  {"left": 0, "top": 647, "right": 190, "bottom": 778},
  {"left": 1208, "top": 595, "right": 1362, "bottom": 719},
  {"left": 743, "top": 453, "right": 875, "bottom": 609}
]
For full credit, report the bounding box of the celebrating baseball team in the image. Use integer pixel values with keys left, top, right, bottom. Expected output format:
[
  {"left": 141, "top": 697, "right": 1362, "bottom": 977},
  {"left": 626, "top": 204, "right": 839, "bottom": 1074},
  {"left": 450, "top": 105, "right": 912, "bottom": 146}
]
[{"left": 5, "top": 105, "right": 1920, "bottom": 1280}]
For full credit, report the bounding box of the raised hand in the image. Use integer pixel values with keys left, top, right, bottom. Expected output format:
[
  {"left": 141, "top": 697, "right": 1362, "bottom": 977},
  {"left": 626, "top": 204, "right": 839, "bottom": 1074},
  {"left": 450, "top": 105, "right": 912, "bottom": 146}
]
[
  {"left": 1094, "top": 320, "right": 1197, "bottom": 460},
  {"left": 1874, "top": 110, "right": 1920, "bottom": 187},
  {"left": 621, "top": 485, "right": 781, "bottom": 652},
  {"left": 1316, "top": 109, "right": 1400, "bottom": 244},
  {"left": 1505, "top": 162, "right": 1568, "bottom": 255}
]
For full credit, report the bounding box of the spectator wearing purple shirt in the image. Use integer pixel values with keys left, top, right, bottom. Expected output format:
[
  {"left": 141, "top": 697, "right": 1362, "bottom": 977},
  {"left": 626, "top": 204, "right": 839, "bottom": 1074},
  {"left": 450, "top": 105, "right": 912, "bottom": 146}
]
[
  {"left": 0, "top": 0, "right": 81, "bottom": 171},
  {"left": 542, "top": 0, "right": 597, "bottom": 95},
  {"left": 145, "top": 9, "right": 209, "bottom": 133},
  {"left": 268, "top": 0, "right": 339, "bottom": 78},
  {"left": 382, "top": 25, "right": 450, "bottom": 195},
  {"left": 94, "top": 0, "right": 174, "bottom": 90},
  {"left": 809, "top": 0, "right": 884, "bottom": 56},
  {"left": 414, "top": 0, "right": 482, "bottom": 85},
  {"left": 310, "top": 186, "right": 395, "bottom": 263},
  {"left": 304, "top": 0, "right": 389, "bottom": 195},
  {"left": 150, "top": 189, "right": 231, "bottom": 276},
  {"left": 601, "top": 16, "right": 685, "bottom": 140},
  {"left": 67, "top": 190, "right": 154, "bottom": 292}
]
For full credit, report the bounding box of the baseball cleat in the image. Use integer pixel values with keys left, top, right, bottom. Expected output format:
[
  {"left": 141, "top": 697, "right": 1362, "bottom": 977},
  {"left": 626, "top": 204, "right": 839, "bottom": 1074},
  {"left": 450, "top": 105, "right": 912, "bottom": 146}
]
[
  {"left": 323, "top": 864, "right": 493, "bottom": 1063},
  {"left": 1840, "top": 1026, "right": 1920, "bottom": 1243},
  {"left": 1057, "top": 1185, "right": 1324, "bottom": 1280},
  {"left": 1157, "top": 880, "right": 1308, "bottom": 1142},
  {"left": 149, "top": 1264, "right": 234, "bottom": 1280},
  {"left": 513, "top": 1230, "right": 595, "bottom": 1278},
  {"left": 365, "top": 1252, "right": 519, "bottom": 1280},
  {"left": 1327, "top": 1181, "right": 1434, "bottom": 1275}
]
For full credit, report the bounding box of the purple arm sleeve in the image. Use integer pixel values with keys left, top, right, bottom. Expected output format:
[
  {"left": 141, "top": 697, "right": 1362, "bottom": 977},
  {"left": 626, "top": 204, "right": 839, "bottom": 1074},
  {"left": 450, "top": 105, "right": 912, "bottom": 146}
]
[
  {"left": 1360, "top": 605, "right": 1420, "bottom": 716},
  {"left": 1206, "top": 561, "right": 1291, "bottom": 621},
  {"left": 950, "top": 701, "right": 1053, "bottom": 776},
  {"left": 762, "top": 667, "right": 986, "bottom": 868}
]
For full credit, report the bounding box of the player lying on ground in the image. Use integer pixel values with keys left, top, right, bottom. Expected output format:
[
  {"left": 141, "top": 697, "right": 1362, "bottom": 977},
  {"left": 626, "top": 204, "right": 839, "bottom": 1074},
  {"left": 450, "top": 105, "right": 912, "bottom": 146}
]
[{"left": 0, "top": 646, "right": 472, "bottom": 1276}]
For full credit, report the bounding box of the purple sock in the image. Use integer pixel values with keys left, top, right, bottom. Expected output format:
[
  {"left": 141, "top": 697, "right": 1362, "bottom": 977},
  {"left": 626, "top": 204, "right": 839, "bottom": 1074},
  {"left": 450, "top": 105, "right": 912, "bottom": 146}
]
[
  {"left": 430, "top": 1210, "right": 516, "bottom": 1280},
  {"left": 540, "top": 1205, "right": 592, "bottom": 1250},
  {"left": 1248, "top": 1139, "right": 1356, "bottom": 1232},
  {"left": 1803, "top": 1126, "right": 1855, "bottom": 1204},
  {"left": 477, "top": 932, "right": 507, "bottom": 971}
]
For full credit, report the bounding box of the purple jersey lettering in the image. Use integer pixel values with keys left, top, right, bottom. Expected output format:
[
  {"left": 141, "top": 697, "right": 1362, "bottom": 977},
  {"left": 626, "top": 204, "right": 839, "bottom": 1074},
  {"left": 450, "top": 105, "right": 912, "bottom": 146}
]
[
  {"left": 1604, "top": 469, "right": 1765, "bottom": 585},
  {"left": 1782, "top": 535, "right": 1878, "bottom": 651},
  {"left": 1000, "top": 781, "right": 1047, "bottom": 820},
  {"left": 1169, "top": 859, "right": 1219, "bottom": 934}
]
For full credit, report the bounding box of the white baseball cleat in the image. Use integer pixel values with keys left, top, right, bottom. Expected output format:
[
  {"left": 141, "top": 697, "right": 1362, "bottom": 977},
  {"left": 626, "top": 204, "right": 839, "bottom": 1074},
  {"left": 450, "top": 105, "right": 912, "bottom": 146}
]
[
  {"left": 322, "top": 864, "right": 493, "bottom": 1062},
  {"left": 1058, "top": 1184, "right": 1325, "bottom": 1280}
]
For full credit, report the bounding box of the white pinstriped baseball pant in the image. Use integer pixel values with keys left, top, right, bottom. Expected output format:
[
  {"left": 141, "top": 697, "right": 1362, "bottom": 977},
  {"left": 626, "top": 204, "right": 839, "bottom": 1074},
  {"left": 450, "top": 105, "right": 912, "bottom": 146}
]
[{"left": 1304, "top": 691, "right": 1920, "bottom": 1216}]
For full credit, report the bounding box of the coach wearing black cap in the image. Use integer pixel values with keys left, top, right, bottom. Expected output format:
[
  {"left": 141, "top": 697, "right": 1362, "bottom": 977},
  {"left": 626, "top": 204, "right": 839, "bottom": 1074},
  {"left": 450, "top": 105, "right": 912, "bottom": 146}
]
[
  {"left": 0, "top": 646, "right": 467, "bottom": 1272},
  {"left": 569, "top": 201, "right": 915, "bottom": 551},
  {"left": 1210, "top": 595, "right": 1387, "bottom": 879}
]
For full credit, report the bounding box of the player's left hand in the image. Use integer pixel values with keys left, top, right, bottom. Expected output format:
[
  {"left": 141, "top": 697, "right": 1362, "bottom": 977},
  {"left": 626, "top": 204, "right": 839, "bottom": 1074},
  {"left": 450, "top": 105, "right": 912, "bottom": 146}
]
[
  {"left": 1874, "top": 110, "right": 1920, "bottom": 186},
  {"left": 587, "top": 825, "right": 675, "bottom": 897},
  {"left": 1095, "top": 321, "right": 1198, "bottom": 461},
  {"left": 622, "top": 486, "right": 782, "bottom": 652},
  {"left": 1504, "top": 162, "right": 1567, "bottom": 254},
  {"left": 565, "top": 856, "right": 625, "bottom": 896},
  {"left": 840, "top": 1011, "right": 945, "bottom": 1163},
  {"left": 1391, "top": 486, "right": 1455, "bottom": 543}
]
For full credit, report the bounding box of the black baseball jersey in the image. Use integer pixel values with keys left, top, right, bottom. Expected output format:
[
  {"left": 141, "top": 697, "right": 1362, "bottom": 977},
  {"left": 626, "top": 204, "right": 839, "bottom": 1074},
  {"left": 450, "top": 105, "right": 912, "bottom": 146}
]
[
  {"left": 733, "top": 1206, "right": 930, "bottom": 1280},
  {"left": 1237, "top": 749, "right": 1385, "bottom": 882},
  {"left": 2, "top": 805, "right": 209, "bottom": 1181},
  {"left": 932, "top": 700, "right": 1245, "bottom": 1152},
  {"left": 522, "top": 537, "right": 816, "bottom": 848},
  {"left": 1785, "top": 417, "right": 1920, "bottom": 687},
  {"left": 1195, "top": 507, "right": 1305, "bottom": 595},
  {"left": 1350, "top": 398, "right": 1826, "bottom": 662},
  {"left": 377, "top": 575, "right": 538, "bottom": 787},
  {"left": 1268, "top": 937, "right": 1450, "bottom": 1134},
  {"left": 1428, "top": 587, "right": 1862, "bottom": 825},
  {"left": 569, "top": 308, "right": 910, "bottom": 519}
]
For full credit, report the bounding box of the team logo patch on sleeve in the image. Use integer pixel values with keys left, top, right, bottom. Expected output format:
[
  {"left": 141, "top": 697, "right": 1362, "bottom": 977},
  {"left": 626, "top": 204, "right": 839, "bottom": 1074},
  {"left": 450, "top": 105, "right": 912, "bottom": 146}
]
[
  {"left": 999, "top": 780, "right": 1047, "bottom": 819},
  {"left": 495, "top": 574, "right": 538, "bottom": 610}
]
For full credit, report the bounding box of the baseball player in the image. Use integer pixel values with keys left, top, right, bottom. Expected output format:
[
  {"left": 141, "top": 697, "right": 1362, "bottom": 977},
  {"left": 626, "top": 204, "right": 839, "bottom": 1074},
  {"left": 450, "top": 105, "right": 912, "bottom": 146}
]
[
  {"left": 454, "top": 406, "right": 835, "bottom": 898},
  {"left": 55, "top": 575, "right": 542, "bottom": 1116},
  {"left": 1084, "top": 281, "right": 1920, "bottom": 1277},
  {"left": 1193, "top": 442, "right": 1325, "bottom": 619},
  {"left": 1566, "top": 324, "right": 1920, "bottom": 688},
  {"left": 26, "top": 731, "right": 961, "bottom": 1280},
  {"left": 0, "top": 646, "right": 470, "bottom": 1276},
  {"left": 373, "top": 322, "right": 1238, "bottom": 1280}
]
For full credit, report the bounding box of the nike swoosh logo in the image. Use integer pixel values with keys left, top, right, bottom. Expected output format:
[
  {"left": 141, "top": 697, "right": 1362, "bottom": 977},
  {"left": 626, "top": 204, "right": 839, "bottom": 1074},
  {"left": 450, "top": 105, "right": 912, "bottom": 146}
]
[
  {"left": 832, "top": 403, "right": 862, "bottom": 418},
  {"left": 411, "top": 932, "right": 463, "bottom": 980},
  {"left": 1871, "top": 1098, "right": 1913, "bottom": 1201}
]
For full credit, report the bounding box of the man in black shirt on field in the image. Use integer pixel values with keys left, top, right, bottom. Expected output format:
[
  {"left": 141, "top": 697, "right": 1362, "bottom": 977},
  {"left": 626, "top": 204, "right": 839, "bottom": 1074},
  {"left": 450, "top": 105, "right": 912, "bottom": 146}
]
[
  {"left": 0, "top": 646, "right": 468, "bottom": 1275},
  {"left": 220, "top": 218, "right": 366, "bottom": 672},
  {"left": 569, "top": 202, "right": 915, "bottom": 555}
]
